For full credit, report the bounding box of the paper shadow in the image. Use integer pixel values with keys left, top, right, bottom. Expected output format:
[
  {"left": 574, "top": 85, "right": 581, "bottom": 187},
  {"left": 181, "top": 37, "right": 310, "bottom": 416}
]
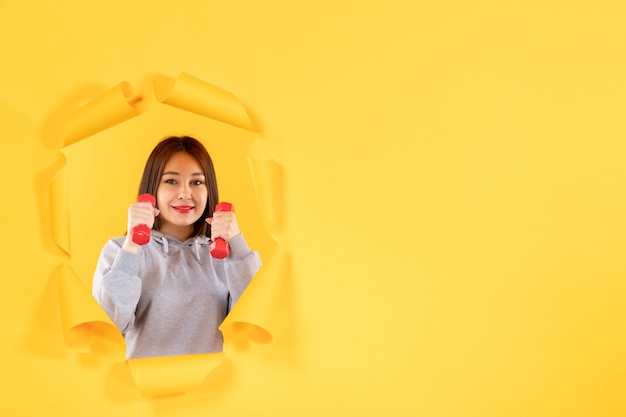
[{"left": 22, "top": 268, "right": 68, "bottom": 358}]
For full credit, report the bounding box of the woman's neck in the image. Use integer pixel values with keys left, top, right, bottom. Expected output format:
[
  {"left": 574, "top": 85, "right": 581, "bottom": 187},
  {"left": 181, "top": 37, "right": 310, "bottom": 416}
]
[{"left": 158, "top": 225, "right": 194, "bottom": 242}]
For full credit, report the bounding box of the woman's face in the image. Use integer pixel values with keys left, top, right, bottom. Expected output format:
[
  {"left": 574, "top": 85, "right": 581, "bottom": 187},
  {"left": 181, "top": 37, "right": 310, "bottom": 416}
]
[{"left": 156, "top": 151, "right": 208, "bottom": 241}]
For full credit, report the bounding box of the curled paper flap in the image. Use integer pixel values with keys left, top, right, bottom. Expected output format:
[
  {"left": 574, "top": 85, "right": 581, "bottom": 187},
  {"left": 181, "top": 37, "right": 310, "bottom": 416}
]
[
  {"left": 64, "top": 82, "right": 146, "bottom": 147},
  {"left": 247, "top": 153, "right": 285, "bottom": 240},
  {"left": 56, "top": 264, "right": 124, "bottom": 353},
  {"left": 154, "top": 72, "right": 254, "bottom": 131},
  {"left": 127, "top": 353, "right": 224, "bottom": 396},
  {"left": 221, "top": 245, "right": 289, "bottom": 345},
  {"left": 50, "top": 163, "right": 70, "bottom": 255}
]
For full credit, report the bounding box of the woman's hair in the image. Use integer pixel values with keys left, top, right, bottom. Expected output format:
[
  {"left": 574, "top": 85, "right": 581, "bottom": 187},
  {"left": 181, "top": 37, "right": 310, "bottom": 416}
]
[{"left": 138, "top": 135, "right": 219, "bottom": 238}]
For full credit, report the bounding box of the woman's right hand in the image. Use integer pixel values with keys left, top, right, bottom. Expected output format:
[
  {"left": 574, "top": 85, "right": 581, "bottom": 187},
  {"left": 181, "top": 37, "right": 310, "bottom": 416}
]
[{"left": 122, "top": 200, "right": 160, "bottom": 253}]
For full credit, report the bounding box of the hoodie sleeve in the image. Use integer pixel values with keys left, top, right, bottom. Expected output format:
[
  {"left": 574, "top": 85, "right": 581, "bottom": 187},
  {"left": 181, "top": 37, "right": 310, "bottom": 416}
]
[
  {"left": 222, "top": 233, "right": 262, "bottom": 310},
  {"left": 92, "top": 239, "right": 142, "bottom": 334}
]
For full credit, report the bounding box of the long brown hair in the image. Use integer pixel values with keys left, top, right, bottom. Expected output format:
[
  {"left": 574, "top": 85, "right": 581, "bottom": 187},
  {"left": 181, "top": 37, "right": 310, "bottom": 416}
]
[{"left": 138, "top": 135, "right": 219, "bottom": 238}]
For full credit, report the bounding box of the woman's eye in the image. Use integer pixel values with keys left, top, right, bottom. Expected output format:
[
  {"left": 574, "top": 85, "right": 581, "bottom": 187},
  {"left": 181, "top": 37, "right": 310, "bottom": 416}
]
[
  {"left": 192, "top": 180, "right": 205, "bottom": 186},
  {"left": 164, "top": 179, "right": 177, "bottom": 184}
]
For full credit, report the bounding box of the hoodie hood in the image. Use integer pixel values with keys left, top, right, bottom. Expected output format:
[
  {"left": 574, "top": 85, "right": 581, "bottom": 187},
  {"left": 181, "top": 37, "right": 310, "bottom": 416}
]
[{"left": 150, "top": 229, "right": 211, "bottom": 261}]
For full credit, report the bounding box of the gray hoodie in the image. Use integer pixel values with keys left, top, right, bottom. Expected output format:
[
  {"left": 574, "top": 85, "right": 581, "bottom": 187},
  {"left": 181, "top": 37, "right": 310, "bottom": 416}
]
[{"left": 92, "top": 230, "right": 261, "bottom": 359}]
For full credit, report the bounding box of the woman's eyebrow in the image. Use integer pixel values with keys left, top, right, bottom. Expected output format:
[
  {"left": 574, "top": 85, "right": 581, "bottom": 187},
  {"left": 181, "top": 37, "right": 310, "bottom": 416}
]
[{"left": 161, "top": 171, "right": 205, "bottom": 176}]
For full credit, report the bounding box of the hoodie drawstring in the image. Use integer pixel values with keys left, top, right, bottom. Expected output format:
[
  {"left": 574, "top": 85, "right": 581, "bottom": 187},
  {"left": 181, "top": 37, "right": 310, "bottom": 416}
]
[
  {"left": 193, "top": 238, "right": 201, "bottom": 262},
  {"left": 160, "top": 234, "right": 169, "bottom": 257}
]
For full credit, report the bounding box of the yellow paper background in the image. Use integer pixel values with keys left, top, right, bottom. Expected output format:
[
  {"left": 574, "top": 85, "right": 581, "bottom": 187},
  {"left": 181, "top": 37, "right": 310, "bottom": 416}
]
[{"left": 2, "top": 1, "right": 626, "bottom": 416}]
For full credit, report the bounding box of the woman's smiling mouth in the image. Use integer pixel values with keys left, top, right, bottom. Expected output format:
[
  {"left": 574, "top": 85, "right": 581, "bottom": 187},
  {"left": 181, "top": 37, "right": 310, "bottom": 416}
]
[{"left": 172, "top": 205, "right": 194, "bottom": 213}]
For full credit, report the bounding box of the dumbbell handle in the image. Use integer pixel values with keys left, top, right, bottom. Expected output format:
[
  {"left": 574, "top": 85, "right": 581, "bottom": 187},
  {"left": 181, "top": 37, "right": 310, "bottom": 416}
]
[
  {"left": 131, "top": 193, "right": 156, "bottom": 245},
  {"left": 210, "top": 202, "right": 234, "bottom": 258}
]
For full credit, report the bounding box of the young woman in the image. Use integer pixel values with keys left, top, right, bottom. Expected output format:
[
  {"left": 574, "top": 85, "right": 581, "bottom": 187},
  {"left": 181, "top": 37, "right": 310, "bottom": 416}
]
[{"left": 92, "top": 135, "right": 262, "bottom": 359}]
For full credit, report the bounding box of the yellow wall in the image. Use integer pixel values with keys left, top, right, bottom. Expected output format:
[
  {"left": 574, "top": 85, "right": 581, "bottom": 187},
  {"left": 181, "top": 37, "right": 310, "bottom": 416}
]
[{"left": 2, "top": 1, "right": 626, "bottom": 415}]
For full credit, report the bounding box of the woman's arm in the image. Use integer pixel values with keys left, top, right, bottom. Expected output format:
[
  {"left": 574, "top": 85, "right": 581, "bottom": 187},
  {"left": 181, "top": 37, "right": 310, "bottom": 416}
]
[
  {"left": 92, "top": 239, "right": 142, "bottom": 333},
  {"left": 222, "top": 233, "right": 262, "bottom": 311}
]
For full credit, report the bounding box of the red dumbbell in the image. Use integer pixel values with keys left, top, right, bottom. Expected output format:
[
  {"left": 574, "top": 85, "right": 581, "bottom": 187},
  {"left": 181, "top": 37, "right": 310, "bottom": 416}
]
[
  {"left": 131, "top": 193, "right": 156, "bottom": 245},
  {"left": 210, "top": 202, "right": 234, "bottom": 258}
]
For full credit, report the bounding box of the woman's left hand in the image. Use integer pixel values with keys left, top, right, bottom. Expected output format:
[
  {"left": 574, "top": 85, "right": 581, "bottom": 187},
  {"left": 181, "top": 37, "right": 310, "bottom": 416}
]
[{"left": 206, "top": 210, "right": 240, "bottom": 241}]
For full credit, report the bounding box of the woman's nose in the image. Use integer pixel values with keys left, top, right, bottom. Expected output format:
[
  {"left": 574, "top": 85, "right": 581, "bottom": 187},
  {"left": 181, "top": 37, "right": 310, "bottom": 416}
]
[{"left": 178, "top": 184, "right": 192, "bottom": 199}]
